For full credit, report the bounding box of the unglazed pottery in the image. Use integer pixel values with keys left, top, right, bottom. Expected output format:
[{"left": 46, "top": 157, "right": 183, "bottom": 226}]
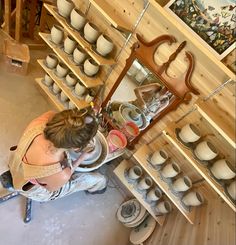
[
  {"left": 178, "top": 123, "right": 201, "bottom": 143},
  {"left": 56, "top": 62, "right": 69, "bottom": 77},
  {"left": 66, "top": 73, "right": 77, "bottom": 87},
  {"left": 83, "top": 22, "right": 100, "bottom": 43},
  {"left": 64, "top": 35, "right": 77, "bottom": 54},
  {"left": 194, "top": 141, "right": 218, "bottom": 161},
  {"left": 210, "top": 159, "right": 236, "bottom": 180},
  {"left": 52, "top": 83, "right": 61, "bottom": 94},
  {"left": 137, "top": 176, "right": 153, "bottom": 191},
  {"left": 45, "top": 53, "right": 58, "bottom": 69},
  {"left": 156, "top": 201, "right": 172, "bottom": 214},
  {"left": 68, "top": 100, "right": 76, "bottom": 109},
  {"left": 146, "top": 188, "right": 162, "bottom": 202},
  {"left": 73, "top": 46, "right": 87, "bottom": 65},
  {"left": 57, "top": 0, "right": 74, "bottom": 18},
  {"left": 74, "top": 82, "right": 86, "bottom": 96},
  {"left": 96, "top": 34, "right": 114, "bottom": 56},
  {"left": 44, "top": 74, "right": 53, "bottom": 86},
  {"left": 150, "top": 150, "right": 168, "bottom": 166},
  {"left": 60, "top": 91, "right": 69, "bottom": 102},
  {"left": 50, "top": 25, "right": 64, "bottom": 44},
  {"left": 161, "top": 162, "right": 181, "bottom": 178},
  {"left": 172, "top": 176, "right": 192, "bottom": 192},
  {"left": 227, "top": 181, "right": 236, "bottom": 200},
  {"left": 182, "top": 191, "right": 204, "bottom": 207},
  {"left": 128, "top": 165, "right": 142, "bottom": 180},
  {"left": 70, "top": 8, "right": 86, "bottom": 31},
  {"left": 83, "top": 58, "right": 99, "bottom": 77}
]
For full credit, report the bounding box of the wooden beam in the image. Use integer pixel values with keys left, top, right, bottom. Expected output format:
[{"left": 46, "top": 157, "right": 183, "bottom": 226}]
[
  {"left": 28, "top": 0, "right": 38, "bottom": 39},
  {"left": 15, "top": 0, "right": 23, "bottom": 42},
  {"left": 4, "top": 0, "right": 11, "bottom": 34}
]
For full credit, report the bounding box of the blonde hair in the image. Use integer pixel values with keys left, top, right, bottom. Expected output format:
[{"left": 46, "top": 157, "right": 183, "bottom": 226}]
[{"left": 44, "top": 109, "right": 98, "bottom": 149}]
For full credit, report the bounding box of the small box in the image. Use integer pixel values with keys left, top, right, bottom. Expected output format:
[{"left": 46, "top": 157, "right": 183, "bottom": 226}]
[{"left": 3, "top": 39, "right": 30, "bottom": 75}]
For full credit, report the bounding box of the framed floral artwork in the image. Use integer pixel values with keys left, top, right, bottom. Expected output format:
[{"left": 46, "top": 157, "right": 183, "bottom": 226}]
[{"left": 165, "top": 0, "right": 236, "bottom": 60}]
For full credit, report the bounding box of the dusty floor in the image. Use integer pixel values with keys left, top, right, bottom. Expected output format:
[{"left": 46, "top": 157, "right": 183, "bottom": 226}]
[{"left": 0, "top": 44, "right": 130, "bottom": 245}]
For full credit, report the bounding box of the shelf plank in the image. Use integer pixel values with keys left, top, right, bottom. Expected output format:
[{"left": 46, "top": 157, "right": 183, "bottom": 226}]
[
  {"left": 163, "top": 123, "right": 236, "bottom": 212},
  {"left": 35, "top": 77, "right": 65, "bottom": 111},
  {"left": 44, "top": 3, "right": 116, "bottom": 66},
  {"left": 195, "top": 100, "right": 236, "bottom": 149},
  {"left": 148, "top": 0, "right": 235, "bottom": 80},
  {"left": 39, "top": 32, "right": 104, "bottom": 88},
  {"left": 89, "top": 0, "right": 132, "bottom": 33},
  {"left": 113, "top": 159, "right": 166, "bottom": 226},
  {"left": 38, "top": 59, "right": 90, "bottom": 110},
  {"left": 133, "top": 144, "right": 197, "bottom": 224}
]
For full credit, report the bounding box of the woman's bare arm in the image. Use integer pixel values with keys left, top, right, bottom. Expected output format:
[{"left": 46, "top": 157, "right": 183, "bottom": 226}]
[{"left": 134, "top": 83, "right": 162, "bottom": 108}]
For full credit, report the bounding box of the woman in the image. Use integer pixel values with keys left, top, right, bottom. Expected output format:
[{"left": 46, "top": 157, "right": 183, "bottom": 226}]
[{"left": 8, "top": 109, "right": 107, "bottom": 202}]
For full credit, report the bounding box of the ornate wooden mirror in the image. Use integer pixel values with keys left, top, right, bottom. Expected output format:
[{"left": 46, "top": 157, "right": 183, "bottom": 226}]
[{"left": 101, "top": 34, "right": 199, "bottom": 148}]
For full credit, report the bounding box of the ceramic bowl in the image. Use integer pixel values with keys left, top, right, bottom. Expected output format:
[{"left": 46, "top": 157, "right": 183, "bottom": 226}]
[
  {"left": 83, "top": 58, "right": 99, "bottom": 77},
  {"left": 56, "top": 62, "right": 69, "bottom": 78},
  {"left": 96, "top": 34, "right": 114, "bottom": 56},
  {"left": 83, "top": 22, "right": 100, "bottom": 43},
  {"left": 50, "top": 25, "right": 64, "bottom": 45},
  {"left": 66, "top": 73, "right": 77, "bottom": 87},
  {"left": 64, "top": 35, "right": 77, "bottom": 54},
  {"left": 45, "top": 53, "right": 58, "bottom": 69},
  {"left": 44, "top": 74, "right": 53, "bottom": 86},
  {"left": 57, "top": 0, "right": 74, "bottom": 18},
  {"left": 73, "top": 46, "right": 87, "bottom": 65},
  {"left": 70, "top": 8, "right": 86, "bottom": 31}
]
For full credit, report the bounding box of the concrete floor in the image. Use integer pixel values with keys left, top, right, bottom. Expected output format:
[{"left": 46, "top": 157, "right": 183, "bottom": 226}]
[{"left": 0, "top": 43, "right": 130, "bottom": 245}]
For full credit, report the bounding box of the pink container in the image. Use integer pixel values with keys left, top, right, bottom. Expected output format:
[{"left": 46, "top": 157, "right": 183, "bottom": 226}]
[
  {"left": 107, "top": 130, "right": 127, "bottom": 153},
  {"left": 121, "top": 121, "right": 139, "bottom": 141}
]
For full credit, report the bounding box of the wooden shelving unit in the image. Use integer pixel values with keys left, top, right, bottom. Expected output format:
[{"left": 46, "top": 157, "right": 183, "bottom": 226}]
[
  {"left": 148, "top": 0, "right": 235, "bottom": 80},
  {"left": 89, "top": 0, "right": 132, "bottom": 33},
  {"left": 195, "top": 99, "right": 236, "bottom": 149},
  {"left": 114, "top": 159, "right": 166, "bottom": 226},
  {"left": 44, "top": 3, "right": 116, "bottom": 66},
  {"left": 133, "top": 144, "right": 197, "bottom": 224},
  {"left": 38, "top": 59, "right": 90, "bottom": 110},
  {"left": 35, "top": 77, "right": 65, "bottom": 111},
  {"left": 163, "top": 123, "right": 236, "bottom": 212},
  {"left": 39, "top": 32, "right": 104, "bottom": 88}
]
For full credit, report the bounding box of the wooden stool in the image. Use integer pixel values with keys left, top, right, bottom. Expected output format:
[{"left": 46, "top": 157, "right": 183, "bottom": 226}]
[{"left": 3, "top": 39, "right": 30, "bottom": 75}]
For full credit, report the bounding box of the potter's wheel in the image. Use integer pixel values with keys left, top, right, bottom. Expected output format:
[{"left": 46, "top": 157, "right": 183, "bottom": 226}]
[{"left": 69, "top": 131, "right": 109, "bottom": 172}]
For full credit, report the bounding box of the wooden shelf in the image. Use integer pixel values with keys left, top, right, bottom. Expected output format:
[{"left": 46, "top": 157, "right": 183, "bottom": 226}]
[
  {"left": 133, "top": 144, "right": 197, "bottom": 224},
  {"left": 39, "top": 32, "right": 104, "bottom": 88},
  {"left": 89, "top": 0, "right": 132, "bottom": 33},
  {"left": 163, "top": 123, "right": 236, "bottom": 212},
  {"left": 195, "top": 99, "right": 236, "bottom": 149},
  {"left": 38, "top": 59, "right": 90, "bottom": 110},
  {"left": 113, "top": 159, "right": 166, "bottom": 226},
  {"left": 35, "top": 77, "right": 65, "bottom": 111},
  {"left": 44, "top": 3, "right": 116, "bottom": 66},
  {"left": 148, "top": 0, "right": 235, "bottom": 80}
]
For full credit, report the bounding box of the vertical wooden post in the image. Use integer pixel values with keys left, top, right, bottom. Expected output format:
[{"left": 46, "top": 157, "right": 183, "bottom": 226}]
[
  {"left": 28, "top": 0, "right": 38, "bottom": 39},
  {"left": 15, "top": 0, "right": 23, "bottom": 42},
  {"left": 4, "top": 0, "right": 11, "bottom": 34},
  {"left": 39, "top": 1, "right": 47, "bottom": 32}
]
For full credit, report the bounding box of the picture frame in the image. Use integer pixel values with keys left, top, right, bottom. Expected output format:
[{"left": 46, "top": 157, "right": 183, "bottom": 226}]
[{"left": 165, "top": 0, "right": 236, "bottom": 60}]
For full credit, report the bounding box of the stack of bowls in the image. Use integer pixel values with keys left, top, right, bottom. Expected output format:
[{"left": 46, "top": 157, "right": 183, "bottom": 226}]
[{"left": 116, "top": 199, "right": 148, "bottom": 228}]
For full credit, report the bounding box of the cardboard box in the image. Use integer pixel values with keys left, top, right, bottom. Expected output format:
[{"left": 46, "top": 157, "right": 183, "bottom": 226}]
[{"left": 3, "top": 39, "right": 30, "bottom": 75}]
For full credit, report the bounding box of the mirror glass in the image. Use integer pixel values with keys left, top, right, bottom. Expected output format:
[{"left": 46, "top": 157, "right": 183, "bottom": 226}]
[{"left": 109, "top": 58, "right": 175, "bottom": 131}]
